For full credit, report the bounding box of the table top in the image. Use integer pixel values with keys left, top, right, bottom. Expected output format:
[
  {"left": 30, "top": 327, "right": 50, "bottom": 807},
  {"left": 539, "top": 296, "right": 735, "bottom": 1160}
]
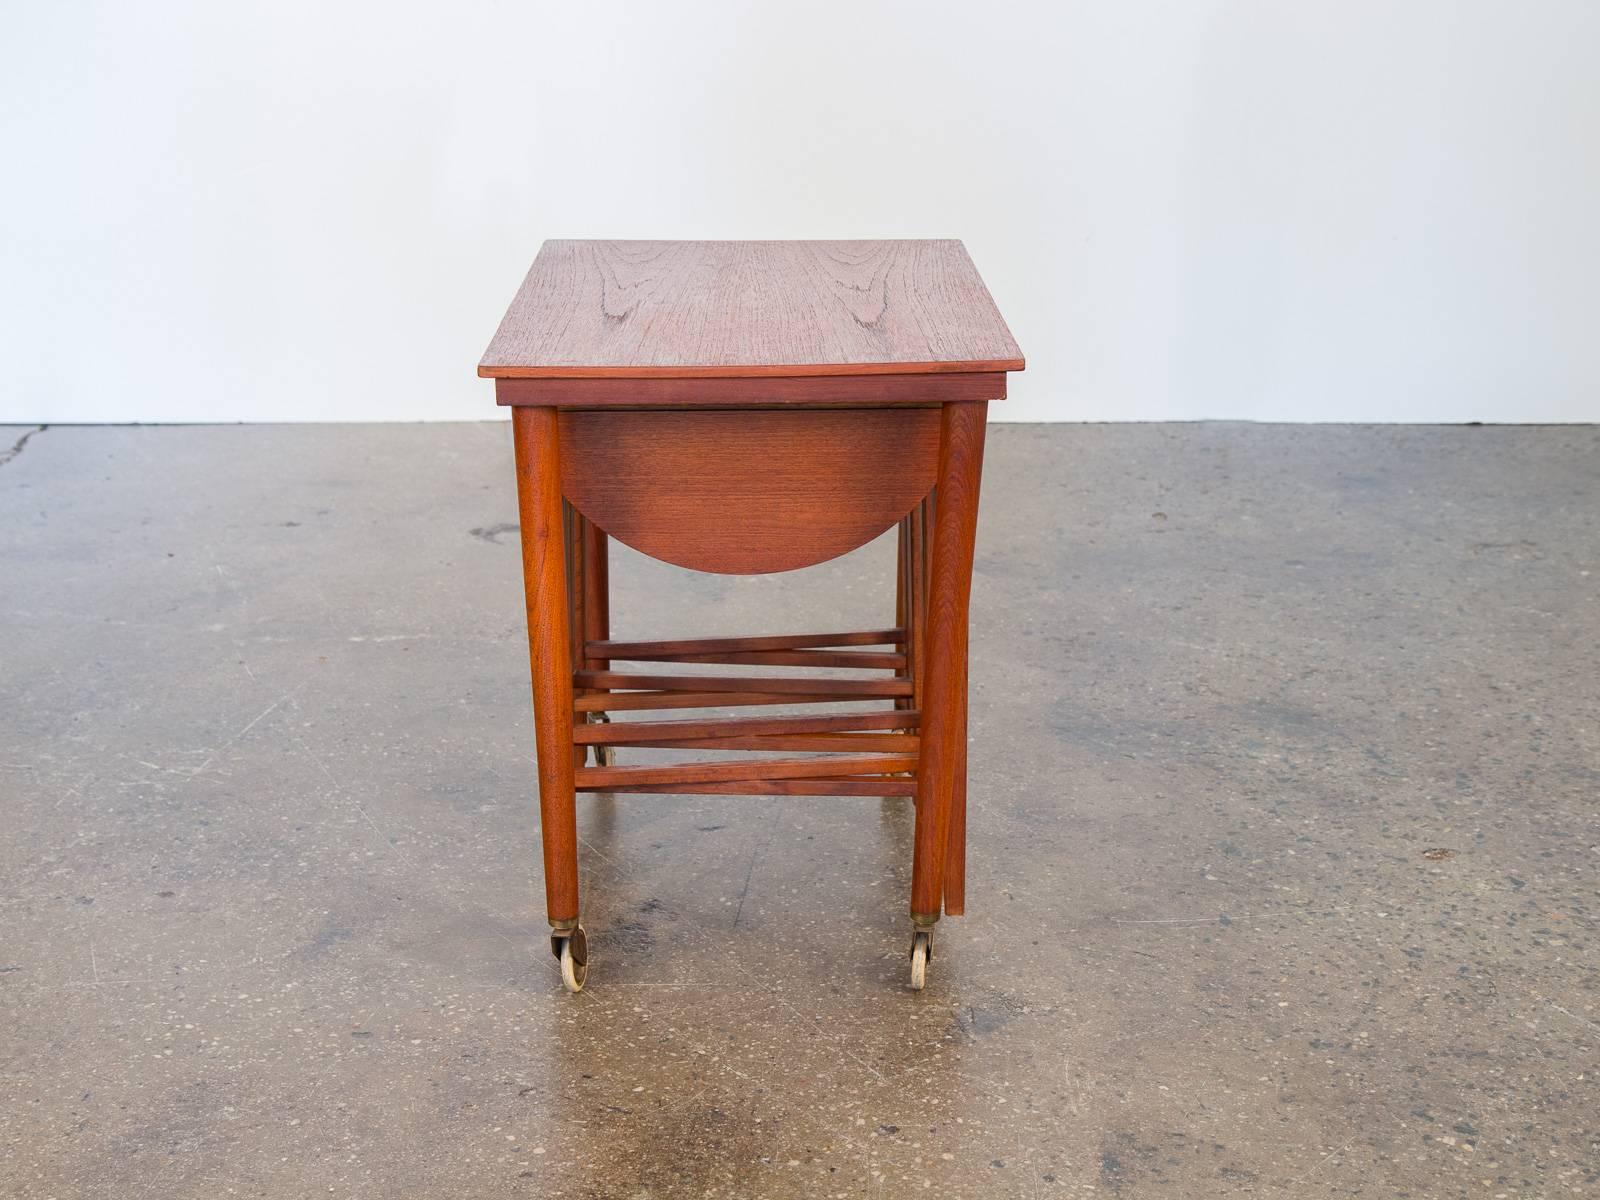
[{"left": 479, "top": 240, "right": 1023, "bottom": 380}]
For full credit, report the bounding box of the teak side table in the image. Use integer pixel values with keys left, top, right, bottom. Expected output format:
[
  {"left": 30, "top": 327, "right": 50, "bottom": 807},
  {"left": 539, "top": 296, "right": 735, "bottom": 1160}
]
[{"left": 479, "top": 240, "right": 1023, "bottom": 991}]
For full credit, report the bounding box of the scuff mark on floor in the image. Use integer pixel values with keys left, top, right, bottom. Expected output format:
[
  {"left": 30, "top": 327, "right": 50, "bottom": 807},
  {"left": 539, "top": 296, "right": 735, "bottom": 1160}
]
[{"left": 469, "top": 522, "right": 519, "bottom": 544}]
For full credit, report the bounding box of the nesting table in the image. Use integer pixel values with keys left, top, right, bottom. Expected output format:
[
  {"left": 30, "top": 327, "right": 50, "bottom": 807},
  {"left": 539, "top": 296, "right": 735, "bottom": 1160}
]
[{"left": 479, "top": 240, "right": 1023, "bottom": 991}]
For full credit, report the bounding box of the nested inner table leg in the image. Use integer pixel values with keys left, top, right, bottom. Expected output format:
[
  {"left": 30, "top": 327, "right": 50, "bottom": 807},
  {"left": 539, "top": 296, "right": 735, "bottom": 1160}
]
[
  {"left": 568, "top": 509, "right": 614, "bottom": 770},
  {"left": 581, "top": 516, "right": 610, "bottom": 664},
  {"left": 898, "top": 492, "right": 966, "bottom": 916}
]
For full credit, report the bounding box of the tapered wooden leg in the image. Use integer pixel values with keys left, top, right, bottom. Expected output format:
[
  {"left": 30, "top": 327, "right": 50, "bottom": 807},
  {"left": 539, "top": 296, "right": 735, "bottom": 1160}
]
[
  {"left": 911, "top": 402, "right": 987, "bottom": 924},
  {"left": 512, "top": 407, "right": 579, "bottom": 927},
  {"left": 943, "top": 654, "right": 968, "bottom": 915}
]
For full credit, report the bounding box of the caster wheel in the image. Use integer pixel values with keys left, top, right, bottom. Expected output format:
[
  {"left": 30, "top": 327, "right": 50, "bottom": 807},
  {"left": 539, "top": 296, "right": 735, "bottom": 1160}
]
[
  {"left": 553, "top": 926, "right": 588, "bottom": 993},
  {"left": 908, "top": 930, "right": 932, "bottom": 991}
]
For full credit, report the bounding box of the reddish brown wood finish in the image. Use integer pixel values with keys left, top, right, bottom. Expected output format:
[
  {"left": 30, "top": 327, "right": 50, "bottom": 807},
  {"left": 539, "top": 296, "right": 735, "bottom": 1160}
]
[
  {"left": 602, "top": 648, "right": 906, "bottom": 670},
  {"left": 572, "top": 710, "right": 919, "bottom": 745},
  {"left": 910, "top": 402, "right": 988, "bottom": 921},
  {"left": 578, "top": 754, "right": 917, "bottom": 789},
  {"left": 495, "top": 372, "right": 1005, "bottom": 408},
  {"left": 574, "top": 671, "right": 911, "bottom": 698},
  {"left": 589, "top": 733, "right": 920, "bottom": 753},
  {"left": 564, "top": 503, "right": 587, "bottom": 681},
  {"left": 596, "top": 779, "right": 917, "bottom": 797},
  {"left": 511, "top": 407, "right": 579, "bottom": 924},
  {"left": 591, "top": 630, "right": 902, "bottom": 657},
  {"left": 943, "top": 657, "right": 968, "bottom": 916},
  {"left": 558, "top": 408, "right": 940, "bottom": 575},
  {"left": 572, "top": 690, "right": 894, "bottom": 713},
  {"left": 480, "top": 240, "right": 1023, "bottom": 379},
  {"left": 909, "top": 497, "right": 929, "bottom": 713},
  {"left": 895, "top": 519, "right": 908, "bottom": 660},
  {"left": 490, "top": 238, "right": 1018, "bottom": 965},
  {"left": 581, "top": 518, "right": 608, "bottom": 670}
]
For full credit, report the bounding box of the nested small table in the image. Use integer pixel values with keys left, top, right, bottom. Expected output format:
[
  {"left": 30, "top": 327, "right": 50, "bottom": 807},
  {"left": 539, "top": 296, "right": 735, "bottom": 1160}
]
[{"left": 479, "top": 239, "right": 1023, "bottom": 991}]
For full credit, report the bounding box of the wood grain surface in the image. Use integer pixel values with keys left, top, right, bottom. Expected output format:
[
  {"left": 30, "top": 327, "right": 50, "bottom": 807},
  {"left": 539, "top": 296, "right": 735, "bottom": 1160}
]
[
  {"left": 577, "top": 754, "right": 918, "bottom": 789},
  {"left": 559, "top": 408, "right": 940, "bottom": 574},
  {"left": 571, "top": 690, "right": 893, "bottom": 713},
  {"left": 589, "top": 630, "right": 902, "bottom": 657},
  {"left": 510, "top": 407, "right": 579, "bottom": 924},
  {"left": 492, "top": 372, "right": 1006, "bottom": 408},
  {"left": 480, "top": 240, "right": 1024, "bottom": 379},
  {"left": 910, "top": 401, "right": 988, "bottom": 920},
  {"left": 613, "top": 648, "right": 906, "bottom": 669},
  {"left": 583, "top": 779, "right": 917, "bottom": 797},
  {"left": 571, "top": 671, "right": 911, "bottom": 698},
  {"left": 571, "top": 710, "right": 918, "bottom": 745}
]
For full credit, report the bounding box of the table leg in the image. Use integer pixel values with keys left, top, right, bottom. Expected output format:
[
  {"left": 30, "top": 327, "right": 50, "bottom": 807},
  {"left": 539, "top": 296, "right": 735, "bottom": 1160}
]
[
  {"left": 894, "top": 518, "right": 908, "bottom": 709},
  {"left": 910, "top": 401, "right": 987, "bottom": 930},
  {"left": 579, "top": 517, "right": 615, "bottom": 769},
  {"left": 511, "top": 408, "right": 580, "bottom": 933},
  {"left": 571, "top": 505, "right": 585, "bottom": 672},
  {"left": 908, "top": 496, "right": 928, "bottom": 713},
  {"left": 943, "top": 654, "right": 968, "bottom": 916}
]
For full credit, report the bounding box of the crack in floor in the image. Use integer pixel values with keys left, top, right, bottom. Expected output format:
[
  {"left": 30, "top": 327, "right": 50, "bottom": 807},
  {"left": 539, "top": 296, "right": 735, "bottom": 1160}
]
[{"left": 0, "top": 425, "right": 47, "bottom": 469}]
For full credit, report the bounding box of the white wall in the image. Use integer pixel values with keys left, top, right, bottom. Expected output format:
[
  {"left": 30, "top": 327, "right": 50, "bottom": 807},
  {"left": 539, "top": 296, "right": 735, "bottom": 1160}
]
[{"left": 3, "top": 1, "right": 1598, "bottom": 424}]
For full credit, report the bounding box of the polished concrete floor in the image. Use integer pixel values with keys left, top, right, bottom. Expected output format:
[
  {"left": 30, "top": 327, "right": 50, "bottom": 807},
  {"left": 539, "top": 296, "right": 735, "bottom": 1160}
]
[{"left": 2, "top": 421, "right": 1597, "bottom": 1198}]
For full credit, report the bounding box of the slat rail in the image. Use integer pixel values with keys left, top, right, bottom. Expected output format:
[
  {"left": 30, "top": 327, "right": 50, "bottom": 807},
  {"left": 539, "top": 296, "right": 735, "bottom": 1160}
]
[
  {"left": 574, "top": 671, "right": 910, "bottom": 697},
  {"left": 570, "top": 630, "right": 923, "bottom": 796},
  {"left": 588, "top": 630, "right": 902, "bottom": 657},
  {"left": 600, "top": 648, "right": 906, "bottom": 670},
  {"left": 573, "top": 710, "right": 918, "bottom": 744},
  {"left": 577, "top": 754, "right": 917, "bottom": 790}
]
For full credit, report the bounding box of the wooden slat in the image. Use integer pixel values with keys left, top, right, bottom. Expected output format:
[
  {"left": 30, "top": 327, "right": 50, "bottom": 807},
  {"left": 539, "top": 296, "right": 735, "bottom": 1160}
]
[
  {"left": 574, "top": 691, "right": 894, "bottom": 713},
  {"left": 604, "top": 648, "right": 906, "bottom": 670},
  {"left": 577, "top": 754, "right": 918, "bottom": 789},
  {"left": 572, "top": 710, "right": 919, "bottom": 744},
  {"left": 574, "top": 671, "right": 911, "bottom": 697},
  {"left": 587, "top": 779, "right": 918, "bottom": 797},
  {"left": 592, "top": 733, "right": 921, "bottom": 753},
  {"left": 589, "top": 630, "right": 902, "bottom": 657}
]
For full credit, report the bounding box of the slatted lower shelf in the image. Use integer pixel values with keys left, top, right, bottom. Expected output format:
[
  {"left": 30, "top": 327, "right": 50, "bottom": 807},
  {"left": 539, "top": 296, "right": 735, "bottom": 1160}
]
[{"left": 570, "top": 628, "right": 919, "bottom": 797}]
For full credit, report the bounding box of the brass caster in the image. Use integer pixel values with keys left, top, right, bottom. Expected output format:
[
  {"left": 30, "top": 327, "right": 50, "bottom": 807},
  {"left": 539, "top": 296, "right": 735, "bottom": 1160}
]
[
  {"left": 908, "top": 930, "right": 932, "bottom": 991},
  {"left": 551, "top": 925, "right": 588, "bottom": 993}
]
